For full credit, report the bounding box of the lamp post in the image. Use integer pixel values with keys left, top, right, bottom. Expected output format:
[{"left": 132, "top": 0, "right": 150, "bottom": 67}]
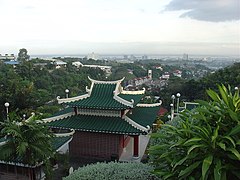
[
  {"left": 23, "top": 114, "right": 26, "bottom": 120},
  {"left": 4, "top": 102, "right": 9, "bottom": 120},
  {"left": 65, "top": 89, "right": 69, "bottom": 98},
  {"left": 170, "top": 103, "right": 174, "bottom": 120},
  {"left": 176, "top": 93, "right": 181, "bottom": 114},
  {"left": 171, "top": 94, "right": 175, "bottom": 109}
]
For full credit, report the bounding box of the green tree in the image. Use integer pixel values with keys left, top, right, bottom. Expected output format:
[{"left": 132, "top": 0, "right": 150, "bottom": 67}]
[
  {"left": 17, "top": 48, "right": 30, "bottom": 62},
  {"left": 149, "top": 85, "right": 240, "bottom": 179},
  {"left": 0, "top": 116, "right": 54, "bottom": 178}
]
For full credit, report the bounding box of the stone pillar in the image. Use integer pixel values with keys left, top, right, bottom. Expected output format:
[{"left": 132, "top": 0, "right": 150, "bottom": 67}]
[{"left": 133, "top": 136, "right": 139, "bottom": 158}]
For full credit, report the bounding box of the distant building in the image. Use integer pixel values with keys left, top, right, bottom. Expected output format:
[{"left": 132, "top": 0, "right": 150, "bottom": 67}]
[
  {"left": 173, "top": 70, "right": 182, "bottom": 78},
  {"left": 148, "top": 70, "right": 152, "bottom": 80},
  {"left": 4, "top": 60, "right": 19, "bottom": 68},
  {"left": 127, "top": 69, "right": 134, "bottom": 74},
  {"left": 72, "top": 61, "right": 112, "bottom": 75},
  {"left": 123, "top": 55, "right": 128, "bottom": 60},
  {"left": 161, "top": 72, "right": 170, "bottom": 80},
  {"left": 129, "top": 55, "right": 136, "bottom": 61},
  {"left": 87, "top": 52, "right": 99, "bottom": 60},
  {"left": 142, "top": 55, "right": 148, "bottom": 60},
  {"left": 0, "top": 54, "right": 15, "bottom": 60},
  {"left": 128, "top": 70, "right": 152, "bottom": 86},
  {"left": 116, "top": 60, "right": 134, "bottom": 64},
  {"left": 182, "top": 53, "right": 188, "bottom": 60},
  {"left": 155, "top": 66, "right": 163, "bottom": 71},
  {"left": 53, "top": 60, "right": 67, "bottom": 69}
]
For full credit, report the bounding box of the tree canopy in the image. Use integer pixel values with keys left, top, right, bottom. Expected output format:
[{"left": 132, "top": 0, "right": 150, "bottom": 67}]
[
  {"left": 17, "top": 48, "right": 30, "bottom": 62},
  {"left": 149, "top": 85, "right": 240, "bottom": 179},
  {"left": 0, "top": 60, "right": 105, "bottom": 119},
  {"left": 0, "top": 115, "right": 54, "bottom": 166}
]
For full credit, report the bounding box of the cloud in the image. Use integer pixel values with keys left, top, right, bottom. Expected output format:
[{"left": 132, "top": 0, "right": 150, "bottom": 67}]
[{"left": 164, "top": 0, "right": 240, "bottom": 22}]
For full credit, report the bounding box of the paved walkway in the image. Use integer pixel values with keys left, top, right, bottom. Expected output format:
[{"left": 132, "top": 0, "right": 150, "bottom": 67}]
[{"left": 119, "top": 135, "right": 150, "bottom": 162}]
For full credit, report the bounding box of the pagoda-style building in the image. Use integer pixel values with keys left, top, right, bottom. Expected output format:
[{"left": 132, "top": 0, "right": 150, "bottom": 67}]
[{"left": 43, "top": 77, "right": 161, "bottom": 160}]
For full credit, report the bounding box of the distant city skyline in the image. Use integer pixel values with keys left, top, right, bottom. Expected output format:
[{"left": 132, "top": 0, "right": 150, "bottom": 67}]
[{"left": 0, "top": 0, "right": 239, "bottom": 56}]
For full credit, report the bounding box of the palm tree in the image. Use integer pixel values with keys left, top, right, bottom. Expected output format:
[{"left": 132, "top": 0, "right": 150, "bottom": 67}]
[{"left": 0, "top": 115, "right": 54, "bottom": 179}]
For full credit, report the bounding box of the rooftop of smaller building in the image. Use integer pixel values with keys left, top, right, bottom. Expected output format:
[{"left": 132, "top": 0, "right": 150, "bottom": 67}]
[{"left": 0, "top": 136, "right": 72, "bottom": 167}]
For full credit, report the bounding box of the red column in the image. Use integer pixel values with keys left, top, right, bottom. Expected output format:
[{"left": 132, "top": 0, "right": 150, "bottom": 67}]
[{"left": 133, "top": 136, "right": 139, "bottom": 157}]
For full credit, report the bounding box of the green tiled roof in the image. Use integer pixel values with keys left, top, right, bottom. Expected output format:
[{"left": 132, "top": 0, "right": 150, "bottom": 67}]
[
  {"left": 0, "top": 136, "right": 71, "bottom": 152},
  {"left": 118, "top": 94, "right": 144, "bottom": 107},
  {"left": 67, "top": 84, "right": 130, "bottom": 110},
  {"left": 0, "top": 136, "right": 72, "bottom": 167},
  {"left": 127, "top": 106, "right": 160, "bottom": 127},
  {"left": 53, "top": 136, "right": 72, "bottom": 150},
  {"left": 48, "top": 115, "right": 145, "bottom": 135}
]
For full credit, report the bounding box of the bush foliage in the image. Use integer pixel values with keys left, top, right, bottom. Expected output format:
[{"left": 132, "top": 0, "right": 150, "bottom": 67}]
[
  {"left": 149, "top": 85, "right": 240, "bottom": 179},
  {"left": 63, "top": 161, "right": 159, "bottom": 180}
]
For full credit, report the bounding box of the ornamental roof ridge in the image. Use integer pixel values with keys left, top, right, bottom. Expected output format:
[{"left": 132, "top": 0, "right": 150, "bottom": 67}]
[
  {"left": 124, "top": 116, "right": 149, "bottom": 133},
  {"left": 120, "top": 87, "right": 146, "bottom": 95},
  {"left": 57, "top": 94, "right": 90, "bottom": 104},
  {"left": 113, "top": 95, "right": 134, "bottom": 108},
  {"left": 42, "top": 111, "right": 75, "bottom": 123},
  {"left": 136, "top": 100, "right": 162, "bottom": 107},
  {"left": 54, "top": 129, "right": 75, "bottom": 137},
  {"left": 88, "top": 76, "right": 125, "bottom": 84}
]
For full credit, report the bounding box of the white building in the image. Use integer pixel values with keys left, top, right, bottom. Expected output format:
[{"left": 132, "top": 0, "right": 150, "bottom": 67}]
[
  {"left": 173, "top": 70, "right": 182, "bottom": 78},
  {"left": 0, "top": 54, "right": 15, "bottom": 60},
  {"left": 72, "top": 61, "right": 112, "bottom": 75},
  {"left": 87, "top": 52, "right": 99, "bottom": 60}
]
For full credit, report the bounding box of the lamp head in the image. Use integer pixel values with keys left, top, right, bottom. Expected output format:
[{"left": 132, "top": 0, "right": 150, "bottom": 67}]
[{"left": 4, "top": 102, "right": 9, "bottom": 107}]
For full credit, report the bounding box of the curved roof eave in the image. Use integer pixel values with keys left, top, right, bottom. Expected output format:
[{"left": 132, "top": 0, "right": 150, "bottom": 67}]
[{"left": 88, "top": 76, "right": 125, "bottom": 84}]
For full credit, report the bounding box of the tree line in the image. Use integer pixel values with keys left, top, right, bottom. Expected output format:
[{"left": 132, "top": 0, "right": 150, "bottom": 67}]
[{"left": 0, "top": 59, "right": 105, "bottom": 120}]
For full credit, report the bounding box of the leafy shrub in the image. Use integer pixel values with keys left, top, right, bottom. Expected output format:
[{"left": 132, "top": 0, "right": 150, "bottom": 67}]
[
  {"left": 149, "top": 85, "right": 240, "bottom": 179},
  {"left": 63, "top": 161, "right": 159, "bottom": 180}
]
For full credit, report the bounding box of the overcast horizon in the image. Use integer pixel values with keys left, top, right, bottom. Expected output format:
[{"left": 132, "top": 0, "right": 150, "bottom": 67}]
[{"left": 0, "top": 0, "right": 239, "bottom": 56}]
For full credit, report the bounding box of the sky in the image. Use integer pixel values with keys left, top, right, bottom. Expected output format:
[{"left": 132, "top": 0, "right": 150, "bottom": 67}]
[{"left": 0, "top": 0, "right": 239, "bottom": 56}]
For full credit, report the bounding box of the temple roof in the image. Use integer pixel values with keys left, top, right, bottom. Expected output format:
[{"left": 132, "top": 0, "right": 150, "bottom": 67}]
[
  {"left": 57, "top": 77, "right": 145, "bottom": 110},
  {"left": 52, "top": 136, "right": 72, "bottom": 151},
  {"left": 45, "top": 77, "right": 162, "bottom": 135},
  {"left": 127, "top": 105, "right": 160, "bottom": 127},
  {"left": 44, "top": 102, "right": 161, "bottom": 135},
  {"left": 0, "top": 136, "right": 73, "bottom": 167},
  {"left": 47, "top": 115, "right": 146, "bottom": 135}
]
